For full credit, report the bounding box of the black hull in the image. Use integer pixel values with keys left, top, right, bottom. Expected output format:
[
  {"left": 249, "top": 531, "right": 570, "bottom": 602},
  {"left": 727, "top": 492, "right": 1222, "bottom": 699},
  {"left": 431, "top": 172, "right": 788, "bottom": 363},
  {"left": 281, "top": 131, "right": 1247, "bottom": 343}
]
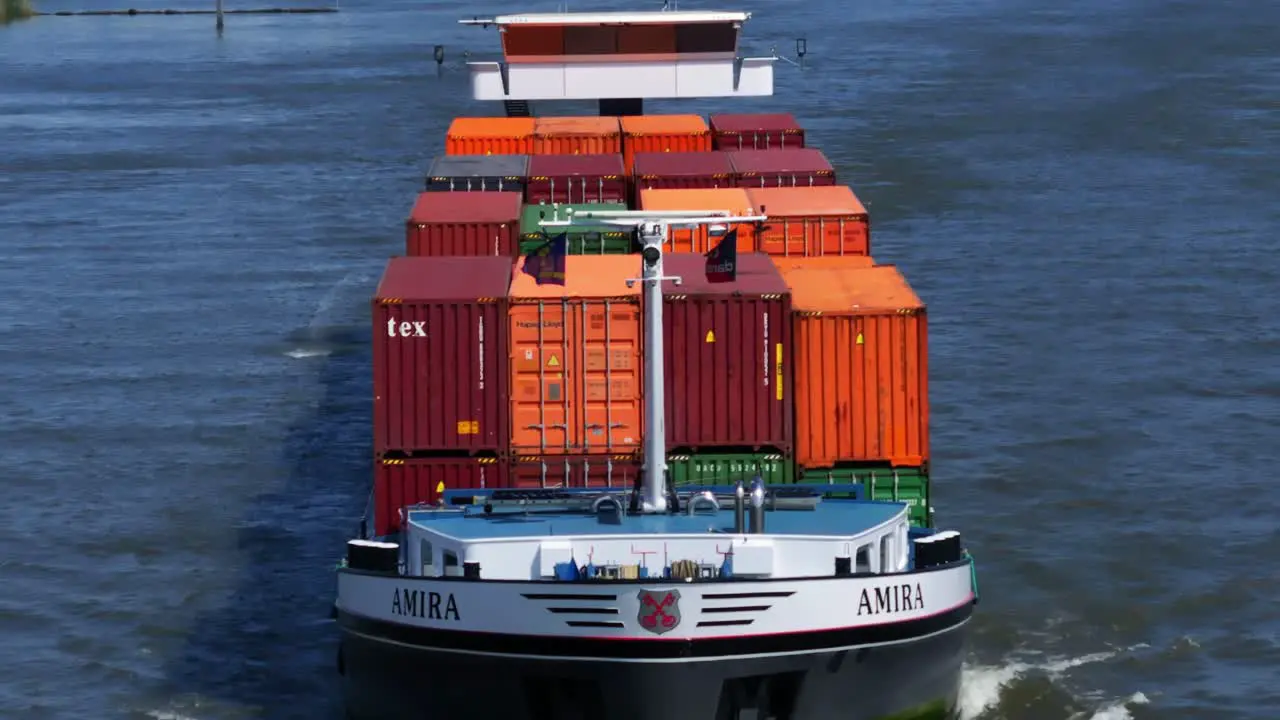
[{"left": 337, "top": 613, "right": 970, "bottom": 720}]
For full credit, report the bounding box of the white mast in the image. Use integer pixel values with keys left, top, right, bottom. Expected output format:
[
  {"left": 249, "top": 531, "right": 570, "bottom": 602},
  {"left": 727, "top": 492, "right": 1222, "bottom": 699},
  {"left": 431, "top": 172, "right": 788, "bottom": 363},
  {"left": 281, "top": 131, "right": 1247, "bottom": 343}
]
[{"left": 540, "top": 209, "right": 766, "bottom": 514}]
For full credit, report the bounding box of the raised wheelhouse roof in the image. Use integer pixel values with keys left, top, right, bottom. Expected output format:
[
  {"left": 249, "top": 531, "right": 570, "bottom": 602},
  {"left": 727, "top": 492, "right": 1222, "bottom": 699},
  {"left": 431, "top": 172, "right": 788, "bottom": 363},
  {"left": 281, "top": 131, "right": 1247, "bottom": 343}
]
[{"left": 459, "top": 10, "right": 752, "bottom": 27}]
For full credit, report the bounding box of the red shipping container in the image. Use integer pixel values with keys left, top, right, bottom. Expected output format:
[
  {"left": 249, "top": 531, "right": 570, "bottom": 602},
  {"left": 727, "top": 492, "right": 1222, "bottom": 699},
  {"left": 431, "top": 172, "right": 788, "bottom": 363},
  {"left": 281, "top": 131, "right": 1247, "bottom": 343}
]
[
  {"left": 728, "top": 148, "right": 836, "bottom": 188},
  {"left": 657, "top": 254, "right": 794, "bottom": 452},
  {"left": 709, "top": 113, "right": 805, "bottom": 150},
  {"left": 405, "top": 191, "right": 523, "bottom": 257},
  {"left": 525, "top": 154, "right": 628, "bottom": 204},
  {"left": 373, "top": 256, "right": 514, "bottom": 454},
  {"left": 374, "top": 456, "right": 509, "bottom": 536},
  {"left": 510, "top": 455, "right": 643, "bottom": 490},
  {"left": 632, "top": 151, "right": 736, "bottom": 205}
]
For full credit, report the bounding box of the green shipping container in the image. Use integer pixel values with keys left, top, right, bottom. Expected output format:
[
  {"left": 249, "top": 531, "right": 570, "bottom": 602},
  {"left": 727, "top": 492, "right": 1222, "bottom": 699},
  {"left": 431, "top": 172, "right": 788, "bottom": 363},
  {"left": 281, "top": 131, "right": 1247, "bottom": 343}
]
[
  {"left": 519, "top": 202, "right": 635, "bottom": 255},
  {"left": 800, "top": 466, "right": 932, "bottom": 528},
  {"left": 668, "top": 452, "right": 796, "bottom": 487}
]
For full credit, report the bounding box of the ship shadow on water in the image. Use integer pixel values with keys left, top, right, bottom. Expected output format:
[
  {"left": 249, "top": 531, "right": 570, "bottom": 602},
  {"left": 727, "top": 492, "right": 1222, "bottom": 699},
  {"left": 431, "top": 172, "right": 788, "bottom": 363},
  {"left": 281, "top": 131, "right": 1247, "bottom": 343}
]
[{"left": 162, "top": 322, "right": 372, "bottom": 720}]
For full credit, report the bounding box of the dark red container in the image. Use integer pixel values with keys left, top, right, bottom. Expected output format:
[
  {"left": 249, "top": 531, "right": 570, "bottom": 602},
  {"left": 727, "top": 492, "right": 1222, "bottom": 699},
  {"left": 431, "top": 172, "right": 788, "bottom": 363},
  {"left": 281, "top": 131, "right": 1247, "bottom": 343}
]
[
  {"left": 373, "top": 256, "right": 513, "bottom": 454},
  {"left": 656, "top": 254, "right": 794, "bottom": 452},
  {"left": 510, "top": 454, "right": 643, "bottom": 490},
  {"left": 631, "top": 151, "right": 737, "bottom": 204},
  {"left": 709, "top": 113, "right": 805, "bottom": 150},
  {"left": 405, "top": 191, "right": 523, "bottom": 257},
  {"left": 374, "top": 455, "right": 509, "bottom": 536},
  {"left": 525, "top": 154, "right": 627, "bottom": 204},
  {"left": 728, "top": 148, "right": 836, "bottom": 188}
]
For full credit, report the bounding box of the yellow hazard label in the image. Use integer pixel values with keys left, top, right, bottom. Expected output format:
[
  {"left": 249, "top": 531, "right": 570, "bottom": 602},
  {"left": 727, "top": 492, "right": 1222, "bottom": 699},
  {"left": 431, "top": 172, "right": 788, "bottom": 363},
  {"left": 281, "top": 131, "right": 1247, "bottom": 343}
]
[
  {"left": 705, "top": 330, "right": 716, "bottom": 343},
  {"left": 856, "top": 333, "right": 864, "bottom": 345},
  {"left": 436, "top": 480, "right": 446, "bottom": 494},
  {"left": 456, "top": 420, "right": 479, "bottom": 435},
  {"left": 775, "top": 343, "right": 783, "bottom": 401},
  {"left": 547, "top": 354, "right": 560, "bottom": 368}
]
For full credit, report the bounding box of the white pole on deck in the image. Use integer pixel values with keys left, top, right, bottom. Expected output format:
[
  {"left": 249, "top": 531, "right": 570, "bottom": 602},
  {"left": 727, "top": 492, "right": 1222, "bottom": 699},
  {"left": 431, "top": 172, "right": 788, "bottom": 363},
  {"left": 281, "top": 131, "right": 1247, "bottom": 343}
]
[{"left": 539, "top": 209, "right": 767, "bottom": 515}]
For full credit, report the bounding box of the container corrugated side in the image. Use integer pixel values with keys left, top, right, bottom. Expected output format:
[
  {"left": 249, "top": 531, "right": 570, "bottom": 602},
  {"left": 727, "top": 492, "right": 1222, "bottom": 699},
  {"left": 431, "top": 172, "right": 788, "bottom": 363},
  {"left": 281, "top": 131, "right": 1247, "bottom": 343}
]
[
  {"left": 510, "top": 454, "right": 642, "bottom": 489},
  {"left": 446, "top": 117, "right": 536, "bottom": 156},
  {"left": 519, "top": 202, "right": 634, "bottom": 255},
  {"left": 631, "top": 151, "right": 736, "bottom": 204},
  {"left": 667, "top": 451, "right": 795, "bottom": 486},
  {"left": 619, "top": 115, "right": 712, "bottom": 173},
  {"left": 637, "top": 188, "right": 758, "bottom": 254},
  {"left": 728, "top": 148, "right": 836, "bottom": 188},
  {"left": 373, "top": 256, "right": 514, "bottom": 454},
  {"left": 374, "top": 456, "right": 509, "bottom": 535},
  {"left": 525, "top": 154, "right": 628, "bottom": 205},
  {"left": 709, "top": 113, "right": 805, "bottom": 150},
  {"left": 405, "top": 191, "right": 523, "bottom": 257},
  {"left": 801, "top": 466, "right": 931, "bottom": 527},
  {"left": 775, "top": 257, "right": 928, "bottom": 467},
  {"left": 424, "top": 155, "right": 529, "bottom": 193},
  {"left": 745, "top": 186, "right": 869, "bottom": 257},
  {"left": 507, "top": 256, "right": 644, "bottom": 455},
  {"left": 659, "top": 254, "right": 794, "bottom": 452},
  {"left": 532, "top": 116, "right": 623, "bottom": 156}
]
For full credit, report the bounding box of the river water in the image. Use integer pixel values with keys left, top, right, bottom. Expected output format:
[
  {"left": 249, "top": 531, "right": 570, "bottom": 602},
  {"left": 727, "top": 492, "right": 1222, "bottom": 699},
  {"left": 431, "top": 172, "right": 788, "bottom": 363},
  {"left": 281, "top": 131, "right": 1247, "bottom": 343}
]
[{"left": 1, "top": 0, "right": 1277, "bottom": 718}]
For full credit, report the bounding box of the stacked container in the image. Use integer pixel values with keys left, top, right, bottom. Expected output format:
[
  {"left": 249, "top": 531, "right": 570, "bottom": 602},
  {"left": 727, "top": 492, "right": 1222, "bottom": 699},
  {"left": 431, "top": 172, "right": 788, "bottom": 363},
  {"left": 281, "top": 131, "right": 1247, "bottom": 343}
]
[
  {"left": 371, "top": 255, "right": 517, "bottom": 535},
  {"left": 532, "top": 116, "right": 622, "bottom": 155},
  {"left": 525, "top": 154, "right": 627, "bottom": 204},
  {"left": 446, "top": 117, "right": 536, "bottom": 155},
  {"left": 619, "top": 115, "right": 712, "bottom": 173},
  {"left": 631, "top": 151, "right": 735, "bottom": 205},
  {"left": 506, "top": 255, "right": 646, "bottom": 490},
  {"left": 745, "top": 186, "right": 870, "bottom": 256},
  {"left": 709, "top": 113, "right": 805, "bottom": 150},
  {"left": 405, "top": 191, "right": 523, "bottom": 257},
  {"left": 424, "top": 155, "right": 530, "bottom": 193},
  {"left": 637, "top": 187, "right": 758, "bottom": 254},
  {"left": 772, "top": 256, "right": 932, "bottom": 526},
  {"left": 728, "top": 148, "right": 836, "bottom": 188}
]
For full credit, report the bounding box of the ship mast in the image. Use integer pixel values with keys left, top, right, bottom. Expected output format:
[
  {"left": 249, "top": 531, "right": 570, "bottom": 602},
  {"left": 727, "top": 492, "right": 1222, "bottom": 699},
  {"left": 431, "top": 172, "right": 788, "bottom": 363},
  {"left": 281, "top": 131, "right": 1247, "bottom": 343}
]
[{"left": 540, "top": 209, "right": 766, "bottom": 514}]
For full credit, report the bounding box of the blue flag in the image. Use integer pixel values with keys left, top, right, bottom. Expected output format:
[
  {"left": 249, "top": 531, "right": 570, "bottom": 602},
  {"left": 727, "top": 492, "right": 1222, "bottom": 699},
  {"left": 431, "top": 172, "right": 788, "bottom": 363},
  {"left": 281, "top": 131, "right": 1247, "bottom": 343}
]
[
  {"left": 522, "top": 232, "right": 567, "bottom": 286},
  {"left": 704, "top": 228, "right": 738, "bottom": 283}
]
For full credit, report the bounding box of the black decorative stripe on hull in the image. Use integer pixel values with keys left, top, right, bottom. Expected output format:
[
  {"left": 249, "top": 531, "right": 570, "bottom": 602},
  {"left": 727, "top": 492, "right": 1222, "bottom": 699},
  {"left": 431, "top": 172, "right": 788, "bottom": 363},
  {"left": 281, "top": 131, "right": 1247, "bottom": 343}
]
[
  {"left": 336, "top": 600, "right": 974, "bottom": 660},
  {"left": 339, "top": 613, "right": 969, "bottom": 720}
]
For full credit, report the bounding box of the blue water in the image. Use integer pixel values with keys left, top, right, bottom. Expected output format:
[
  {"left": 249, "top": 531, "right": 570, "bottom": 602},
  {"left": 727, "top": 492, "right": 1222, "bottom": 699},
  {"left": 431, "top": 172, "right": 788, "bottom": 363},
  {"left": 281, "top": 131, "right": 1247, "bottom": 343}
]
[{"left": 1, "top": 0, "right": 1277, "bottom": 719}]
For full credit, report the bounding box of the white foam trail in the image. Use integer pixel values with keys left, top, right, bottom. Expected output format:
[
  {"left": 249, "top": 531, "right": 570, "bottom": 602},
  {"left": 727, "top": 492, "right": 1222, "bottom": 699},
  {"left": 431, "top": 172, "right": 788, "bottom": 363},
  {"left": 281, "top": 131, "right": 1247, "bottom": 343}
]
[
  {"left": 1087, "top": 692, "right": 1150, "bottom": 720},
  {"left": 285, "top": 348, "right": 331, "bottom": 359},
  {"left": 958, "top": 645, "right": 1149, "bottom": 719},
  {"left": 146, "top": 712, "right": 201, "bottom": 720}
]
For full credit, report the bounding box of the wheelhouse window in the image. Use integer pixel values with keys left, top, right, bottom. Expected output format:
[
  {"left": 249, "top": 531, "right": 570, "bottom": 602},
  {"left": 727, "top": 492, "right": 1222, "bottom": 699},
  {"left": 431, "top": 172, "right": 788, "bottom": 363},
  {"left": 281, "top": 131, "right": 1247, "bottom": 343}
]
[
  {"left": 855, "top": 545, "right": 872, "bottom": 574},
  {"left": 419, "top": 539, "right": 434, "bottom": 576},
  {"left": 442, "top": 549, "right": 461, "bottom": 577},
  {"left": 502, "top": 22, "right": 738, "bottom": 57}
]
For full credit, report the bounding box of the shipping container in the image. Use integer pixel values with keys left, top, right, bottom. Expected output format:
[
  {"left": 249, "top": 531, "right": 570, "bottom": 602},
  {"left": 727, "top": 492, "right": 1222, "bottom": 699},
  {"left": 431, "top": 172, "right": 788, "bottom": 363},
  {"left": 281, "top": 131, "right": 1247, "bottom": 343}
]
[
  {"left": 745, "top": 186, "right": 869, "bottom": 257},
  {"left": 658, "top": 253, "right": 793, "bottom": 452},
  {"left": 374, "top": 455, "right": 509, "bottom": 536},
  {"left": 405, "top": 191, "right": 523, "bottom": 257},
  {"left": 373, "top": 255, "right": 514, "bottom": 454},
  {"left": 709, "top": 113, "right": 805, "bottom": 150},
  {"left": 801, "top": 466, "right": 931, "bottom": 527},
  {"left": 533, "top": 116, "right": 623, "bottom": 156},
  {"left": 774, "top": 257, "right": 928, "bottom": 467},
  {"left": 637, "top": 188, "right": 758, "bottom": 254},
  {"left": 619, "top": 115, "right": 712, "bottom": 172},
  {"left": 525, "top": 154, "right": 628, "bottom": 205},
  {"left": 424, "top": 155, "right": 530, "bottom": 193},
  {"left": 729, "top": 148, "right": 836, "bottom": 188},
  {"left": 667, "top": 451, "right": 795, "bottom": 486},
  {"left": 446, "top": 117, "right": 536, "bottom": 156},
  {"left": 508, "top": 256, "right": 644, "bottom": 454},
  {"left": 510, "top": 454, "right": 643, "bottom": 489},
  {"left": 519, "top": 202, "right": 634, "bottom": 255},
  {"left": 632, "top": 151, "right": 736, "bottom": 204}
]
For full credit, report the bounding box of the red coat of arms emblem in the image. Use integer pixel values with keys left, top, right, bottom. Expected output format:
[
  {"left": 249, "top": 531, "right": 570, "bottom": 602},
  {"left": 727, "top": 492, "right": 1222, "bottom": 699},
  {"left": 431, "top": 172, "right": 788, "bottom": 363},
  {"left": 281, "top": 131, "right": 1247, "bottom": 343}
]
[{"left": 637, "top": 589, "right": 681, "bottom": 635}]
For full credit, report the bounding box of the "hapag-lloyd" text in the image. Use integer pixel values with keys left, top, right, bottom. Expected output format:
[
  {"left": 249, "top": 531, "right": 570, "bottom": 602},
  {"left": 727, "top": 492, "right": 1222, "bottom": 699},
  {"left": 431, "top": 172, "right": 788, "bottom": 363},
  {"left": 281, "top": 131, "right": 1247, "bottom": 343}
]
[{"left": 386, "top": 318, "right": 426, "bottom": 337}]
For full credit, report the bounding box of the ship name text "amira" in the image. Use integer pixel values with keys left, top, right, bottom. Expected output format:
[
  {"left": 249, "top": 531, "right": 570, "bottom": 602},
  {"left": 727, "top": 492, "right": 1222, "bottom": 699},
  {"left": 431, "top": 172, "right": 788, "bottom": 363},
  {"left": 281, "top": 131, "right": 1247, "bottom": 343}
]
[
  {"left": 857, "top": 582, "right": 924, "bottom": 616},
  {"left": 391, "top": 588, "right": 460, "bottom": 620}
]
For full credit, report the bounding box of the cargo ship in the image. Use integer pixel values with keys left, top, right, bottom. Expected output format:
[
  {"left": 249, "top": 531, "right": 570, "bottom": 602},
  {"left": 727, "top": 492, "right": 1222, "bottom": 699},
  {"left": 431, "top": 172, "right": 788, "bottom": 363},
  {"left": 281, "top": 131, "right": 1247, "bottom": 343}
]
[{"left": 334, "top": 8, "right": 978, "bottom": 720}]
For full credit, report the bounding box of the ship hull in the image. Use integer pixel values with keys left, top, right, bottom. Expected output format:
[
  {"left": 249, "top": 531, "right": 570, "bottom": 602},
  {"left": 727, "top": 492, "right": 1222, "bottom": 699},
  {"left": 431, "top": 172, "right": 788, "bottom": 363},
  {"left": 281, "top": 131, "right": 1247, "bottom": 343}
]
[{"left": 337, "top": 611, "right": 969, "bottom": 720}]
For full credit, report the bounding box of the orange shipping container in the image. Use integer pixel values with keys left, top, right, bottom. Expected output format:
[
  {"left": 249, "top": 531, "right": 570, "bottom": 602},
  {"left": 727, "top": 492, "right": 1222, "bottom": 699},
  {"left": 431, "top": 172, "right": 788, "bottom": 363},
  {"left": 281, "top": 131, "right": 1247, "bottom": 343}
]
[
  {"left": 773, "top": 256, "right": 928, "bottom": 468},
  {"left": 507, "top": 256, "right": 643, "bottom": 454},
  {"left": 533, "top": 116, "right": 622, "bottom": 156},
  {"left": 619, "top": 115, "right": 712, "bottom": 172},
  {"left": 638, "top": 188, "right": 758, "bottom": 254},
  {"left": 446, "top": 117, "right": 537, "bottom": 156},
  {"left": 746, "top": 186, "right": 870, "bottom": 257}
]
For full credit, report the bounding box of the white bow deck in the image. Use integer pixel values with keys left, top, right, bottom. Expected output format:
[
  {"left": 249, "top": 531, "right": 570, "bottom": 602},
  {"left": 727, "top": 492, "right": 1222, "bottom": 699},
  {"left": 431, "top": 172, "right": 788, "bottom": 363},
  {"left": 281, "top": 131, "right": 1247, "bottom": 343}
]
[{"left": 400, "top": 493, "right": 914, "bottom": 582}]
